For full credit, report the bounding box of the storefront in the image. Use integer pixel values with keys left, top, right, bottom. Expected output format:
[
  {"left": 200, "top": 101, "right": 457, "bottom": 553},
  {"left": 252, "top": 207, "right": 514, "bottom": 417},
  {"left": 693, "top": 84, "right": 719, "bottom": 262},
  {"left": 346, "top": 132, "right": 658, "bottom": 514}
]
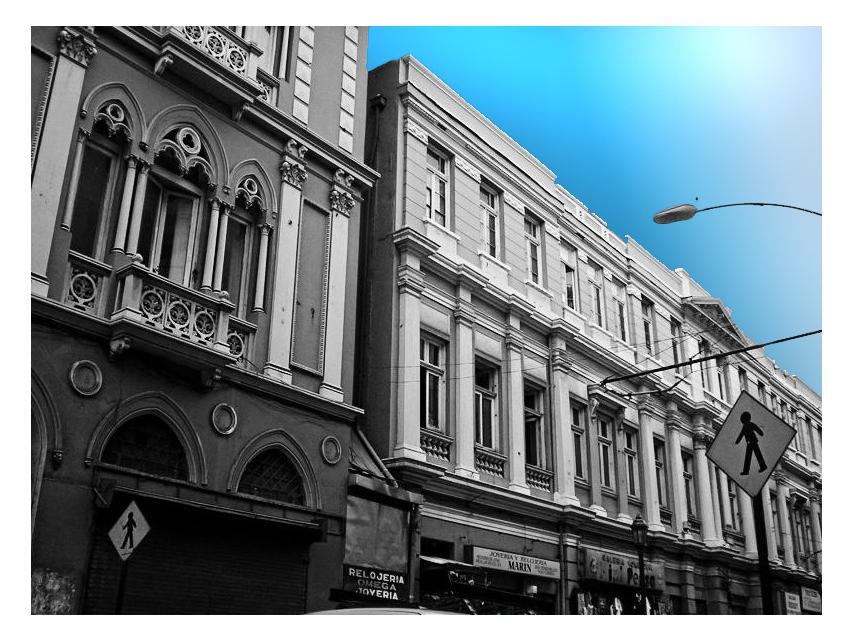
[
  {"left": 574, "top": 545, "right": 670, "bottom": 615},
  {"left": 419, "top": 545, "right": 560, "bottom": 614}
]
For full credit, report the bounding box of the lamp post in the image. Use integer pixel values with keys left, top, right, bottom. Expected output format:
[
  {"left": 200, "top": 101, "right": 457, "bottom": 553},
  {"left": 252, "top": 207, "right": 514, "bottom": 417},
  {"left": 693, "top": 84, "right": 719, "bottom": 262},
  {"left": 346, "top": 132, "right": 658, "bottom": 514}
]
[
  {"left": 631, "top": 514, "right": 649, "bottom": 615},
  {"left": 652, "top": 202, "right": 821, "bottom": 224}
]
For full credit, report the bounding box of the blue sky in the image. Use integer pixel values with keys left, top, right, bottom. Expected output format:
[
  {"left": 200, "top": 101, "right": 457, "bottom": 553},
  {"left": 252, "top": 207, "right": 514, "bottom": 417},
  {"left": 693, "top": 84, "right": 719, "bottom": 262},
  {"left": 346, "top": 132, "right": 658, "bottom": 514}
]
[{"left": 368, "top": 27, "right": 822, "bottom": 393}]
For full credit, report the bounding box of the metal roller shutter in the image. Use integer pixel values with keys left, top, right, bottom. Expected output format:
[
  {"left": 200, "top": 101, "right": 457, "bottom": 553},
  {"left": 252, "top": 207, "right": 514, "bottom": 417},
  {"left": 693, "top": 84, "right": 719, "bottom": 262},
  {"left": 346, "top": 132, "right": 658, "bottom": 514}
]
[{"left": 83, "top": 497, "right": 310, "bottom": 614}]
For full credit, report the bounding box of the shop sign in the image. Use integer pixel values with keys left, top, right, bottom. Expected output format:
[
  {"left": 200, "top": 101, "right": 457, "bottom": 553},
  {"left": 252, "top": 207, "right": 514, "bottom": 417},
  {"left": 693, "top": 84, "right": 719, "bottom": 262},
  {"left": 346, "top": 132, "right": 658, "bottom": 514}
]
[
  {"left": 470, "top": 546, "right": 560, "bottom": 579},
  {"left": 801, "top": 587, "right": 821, "bottom": 613},
  {"left": 785, "top": 591, "right": 802, "bottom": 615},
  {"left": 342, "top": 564, "right": 408, "bottom": 602},
  {"left": 579, "top": 548, "right": 665, "bottom": 592}
]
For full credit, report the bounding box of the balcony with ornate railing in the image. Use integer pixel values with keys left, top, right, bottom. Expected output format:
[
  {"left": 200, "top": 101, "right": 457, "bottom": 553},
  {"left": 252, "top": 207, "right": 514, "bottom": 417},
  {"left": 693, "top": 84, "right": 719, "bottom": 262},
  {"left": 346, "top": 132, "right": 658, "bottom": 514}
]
[
  {"left": 63, "top": 251, "right": 112, "bottom": 316},
  {"left": 420, "top": 429, "right": 453, "bottom": 462},
  {"left": 525, "top": 464, "right": 554, "bottom": 492},
  {"left": 474, "top": 446, "right": 506, "bottom": 477},
  {"left": 173, "top": 26, "right": 251, "bottom": 78}
]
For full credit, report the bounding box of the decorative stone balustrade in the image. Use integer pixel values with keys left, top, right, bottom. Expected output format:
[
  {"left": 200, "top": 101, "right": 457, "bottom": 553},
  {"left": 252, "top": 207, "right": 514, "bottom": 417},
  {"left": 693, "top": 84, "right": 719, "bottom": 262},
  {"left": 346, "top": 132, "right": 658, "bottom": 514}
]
[
  {"left": 420, "top": 429, "right": 453, "bottom": 461},
  {"left": 174, "top": 26, "right": 249, "bottom": 77},
  {"left": 474, "top": 446, "right": 507, "bottom": 477},
  {"left": 111, "top": 260, "right": 234, "bottom": 354},
  {"left": 227, "top": 316, "right": 256, "bottom": 368},
  {"left": 525, "top": 464, "right": 554, "bottom": 492},
  {"left": 64, "top": 251, "right": 111, "bottom": 315}
]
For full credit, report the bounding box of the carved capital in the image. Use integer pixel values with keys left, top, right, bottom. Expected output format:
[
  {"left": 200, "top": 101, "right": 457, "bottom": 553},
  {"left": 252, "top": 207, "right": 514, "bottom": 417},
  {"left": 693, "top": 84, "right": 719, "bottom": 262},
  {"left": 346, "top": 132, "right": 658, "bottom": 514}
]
[
  {"left": 693, "top": 431, "right": 713, "bottom": 449},
  {"left": 281, "top": 158, "right": 307, "bottom": 189},
  {"left": 51, "top": 448, "right": 64, "bottom": 470},
  {"left": 57, "top": 28, "right": 97, "bottom": 67},
  {"left": 285, "top": 138, "right": 308, "bottom": 162},
  {"left": 258, "top": 223, "right": 273, "bottom": 236},
  {"left": 403, "top": 117, "right": 429, "bottom": 145},
  {"left": 330, "top": 186, "right": 356, "bottom": 215}
]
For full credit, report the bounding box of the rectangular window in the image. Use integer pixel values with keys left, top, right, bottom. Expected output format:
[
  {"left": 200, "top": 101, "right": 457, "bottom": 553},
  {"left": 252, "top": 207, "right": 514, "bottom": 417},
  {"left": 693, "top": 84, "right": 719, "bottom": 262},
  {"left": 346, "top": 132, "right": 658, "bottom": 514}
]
[
  {"left": 727, "top": 479, "right": 740, "bottom": 531},
  {"left": 654, "top": 439, "right": 668, "bottom": 508},
  {"left": 564, "top": 264, "right": 577, "bottom": 310},
  {"left": 698, "top": 339, "right": 711, "bottom": 390},
  {"left": 426, "top": 149, "right": 448, "bottom": 226},
  {"left": 70, "top": 142, "right": 116, "bottom": 258},
  {"left": 137, "top": 179, "right": 201, "bottom": 287},
  {"left": 474, "top": 362, "right": 498, "bottom": 449},
  {"left": 716, "top": 358, "right": 729, "bottom": 401},
  {"left": 587, "top": 261, "right": 604, "bottom": 327},
  {"left": 625, "top": 429, "right": 639, "bottom": 498},
  {"left": 480, "top": 186, "right": 499, "bottom": 258},
  {"left": 598, "top": 418, "right": 614, "bottom": 489},
  {"left": 642, "top": 299, "right": 656, "bottom": 356},
  {"left": 682, "top": 452, "right": 696, "bottom": 518},
  {"left": 220, "top": 215, "right": 252, "bottom": 317},
  {"left": 738, "top": 368, "right": 749, "bottom": 394},
  {"left": 524, "top": 386, "right": 544, "bottom": 467},
  {"left": 771, "top": 492, "right": 784, "bottom": 556},
  {"left": 524, "top": 217, "right": 541, "bottom": 284},
  {"left": 571, "top": 406, "right": 586, "bottom": 479},
  {"left": 805, "top": 417, "right": 817, "bottom": 459},
  {"left": 419, "top": 337, "right": 444, "bottom": 431},
  {"left": 612, "top": 279, "right": 627, "bottom": 341},
  {"left": 757, "top": 382, "right": 767, "bottom": 404},
  {"left": 670, "top": 320, "right": 682, "bottom": 373}
]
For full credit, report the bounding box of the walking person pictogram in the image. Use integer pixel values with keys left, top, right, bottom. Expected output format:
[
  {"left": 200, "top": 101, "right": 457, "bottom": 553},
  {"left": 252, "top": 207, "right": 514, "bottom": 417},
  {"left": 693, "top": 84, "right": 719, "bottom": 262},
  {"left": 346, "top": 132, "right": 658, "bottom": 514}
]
[
  {"left": 121, "top": 511, "right": 137, "bottom": 550},
  {"left": 736, "top": 412, "right": 767, "bottom": 475}
]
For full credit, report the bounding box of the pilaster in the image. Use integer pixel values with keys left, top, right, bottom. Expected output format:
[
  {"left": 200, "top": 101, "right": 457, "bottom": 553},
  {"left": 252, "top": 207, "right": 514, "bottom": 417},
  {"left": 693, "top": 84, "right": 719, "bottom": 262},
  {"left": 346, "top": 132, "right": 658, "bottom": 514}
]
[
  {"left": 550, "top": 341, "right": 579, "bottom": 506},
  {"left": 693, "top": 425, "right": 723, "bottom": 546},
  {"left": 264, "top": 140, "right": 307, "bottom": 384},
  {"left": 453, "top": 291, "right": 478, "bottom": 479},
  {"left": 637, "top": 402, "right": 663, "bottom": 531},
  {"left": 505, "top": 323, "right": 529, "bottom": 494}
]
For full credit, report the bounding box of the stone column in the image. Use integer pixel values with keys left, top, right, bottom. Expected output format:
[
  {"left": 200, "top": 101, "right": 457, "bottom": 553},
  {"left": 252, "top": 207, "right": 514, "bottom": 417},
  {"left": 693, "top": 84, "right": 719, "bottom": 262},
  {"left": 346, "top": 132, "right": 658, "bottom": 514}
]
[
  {"left": 212, "top": 204, "right": 231, "bottom": 292},
  {"left": 31, "top": 28, "right": 97, "bottom": 295},
  {"left": 738, "top": 486, "right": 758, "bottom": 558},
  {"left": 124, "top": 160, "right": 151, "bottom": 257},
  {"left": 505, "top": 323, "right": 529, "bottom": 494},
  {"left": 625, "top": 284, "right": 643, "bottom": 358},
  {"left": 200, "top": 198, "right": 221, "bottom": 291},
  {"left": 614, "top": 410, "right": 631, "bottom": 523},
  {"left": 453, "top": 291, "right": 477, "bottom": 478},
  {"left": 587, "top": 397, "right": 604, "bottom": 514},
  {"left": 59, "top": 129, "right": 89, "bottom": 231},
  {"left": 775, "top": 477, "right": 796, "bottom": 567},
  {"left": 637, "top": 402, "right": 662, "bottom": 531},
  {"left": 718, "top": 469, "right": 733, "bottom": 530},
  {"left": 809, "top": 494, "right": 822, "bottom": 574},
  {"left": 550, "top": 339, "right": 578, "bottom": 506},
  {"left": 111, "top": 155, "right": 139, "bottom": 253},
  {"left": 263, "top": 141, "right": 307, "bottom": 384},
  {"left": 665, "top": 403, "right": 688, "bottom": 536},
  {"left": 761, "top": 484, "right": 779, "bottom": 562},
  {"left": 252, "top": 224, "right": 272, "bottom": 311},
  {"left": 319, "top": 171, "right": 356, "bottom": 401},
  {"left": 707, "top": 461, "right": 725, "bottom": 543},
  {"left": 693, "top": 426, "right": 722, "bottom": 546},
  {"left": 682, "top": 333, "right": 703, "bottom": 402},
  {"left": 392, "top": 253, "right": 426, "bottom": 461}
]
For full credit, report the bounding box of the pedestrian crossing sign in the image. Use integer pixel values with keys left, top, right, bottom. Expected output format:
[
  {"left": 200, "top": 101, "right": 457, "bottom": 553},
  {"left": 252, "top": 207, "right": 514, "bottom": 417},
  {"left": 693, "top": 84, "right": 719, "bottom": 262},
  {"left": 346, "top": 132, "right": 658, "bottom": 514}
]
[
  {"left": 108, "top": 500, "right": 151, "bottom": 562},
  {"left": 707, "top": 391, "right": 796, "bottom": 497}
]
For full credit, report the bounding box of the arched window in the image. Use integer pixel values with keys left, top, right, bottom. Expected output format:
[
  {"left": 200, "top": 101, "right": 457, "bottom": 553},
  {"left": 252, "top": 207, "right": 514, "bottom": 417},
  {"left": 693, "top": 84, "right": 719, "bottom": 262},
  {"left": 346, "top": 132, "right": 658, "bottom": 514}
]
[
  {"left": 137, "top": 125, "right": 215, "bottom": 287},
  {"left": 237, "top": 448, "right": 306, "bottom": 505},
  {"left": 68, "top": 101, "right": 132, "bottom": 258},
  {"left": 102, "top": 415, "right": 189, "bottom": 481},
  {"left": 220, "top": 175, "right": 266, "bottom": 316}
]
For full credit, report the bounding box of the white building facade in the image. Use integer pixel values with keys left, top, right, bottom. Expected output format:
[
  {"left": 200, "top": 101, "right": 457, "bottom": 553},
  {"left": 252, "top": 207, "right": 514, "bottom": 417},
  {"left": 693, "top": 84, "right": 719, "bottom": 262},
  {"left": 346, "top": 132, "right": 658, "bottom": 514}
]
[{"left": 358, "top": 56, "right": 821, "bottom": 614}]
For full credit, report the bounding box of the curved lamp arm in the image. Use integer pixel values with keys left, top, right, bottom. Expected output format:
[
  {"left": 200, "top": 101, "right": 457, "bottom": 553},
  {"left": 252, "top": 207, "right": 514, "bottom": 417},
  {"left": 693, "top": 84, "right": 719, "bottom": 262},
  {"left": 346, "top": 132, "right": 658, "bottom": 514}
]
[{"left": 653, "top": 202, "right": 821, "bottom": 224}]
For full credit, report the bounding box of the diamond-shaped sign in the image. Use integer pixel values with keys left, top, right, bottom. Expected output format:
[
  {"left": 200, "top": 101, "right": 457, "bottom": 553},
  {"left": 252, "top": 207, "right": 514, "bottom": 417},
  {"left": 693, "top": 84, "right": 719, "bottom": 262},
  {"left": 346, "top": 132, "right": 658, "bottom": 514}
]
[
  {"left": 707, "top": 391, "right": 796, "bottom": 497},
  {"left": 108, "top": 500, "right": 150, "bottom": 562}
]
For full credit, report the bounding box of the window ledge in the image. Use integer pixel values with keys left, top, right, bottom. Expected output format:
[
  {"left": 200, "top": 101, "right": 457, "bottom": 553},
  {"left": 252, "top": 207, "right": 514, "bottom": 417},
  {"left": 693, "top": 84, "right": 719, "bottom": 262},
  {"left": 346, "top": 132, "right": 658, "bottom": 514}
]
[
  {"left": 524, "top": 278, "right": 554, "bottom": 299},
  {"left": 477, "top": 250, "right": 512, "bottom": 273},
  {"left": 423, "top": 216, "right": 460, "bottom": 240},
  {"left": 601, "top": 487, "right": 617, "bottom": 499}
]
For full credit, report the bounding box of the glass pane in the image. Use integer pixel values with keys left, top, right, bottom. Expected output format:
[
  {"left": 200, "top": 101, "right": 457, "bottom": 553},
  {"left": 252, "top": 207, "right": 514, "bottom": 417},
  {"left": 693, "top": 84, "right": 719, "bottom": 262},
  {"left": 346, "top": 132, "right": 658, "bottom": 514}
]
[
  {"left": 481, "top": 397, "right": 492, "bottom": 448},
  {"left": 70, "top": 145, "right": 112, "bottom": 257},
  {"left": 420, "top": 367, "right": 427, "bottom": 428},
  {"left": 158, "top": 194, "right": 194, "bottom": 282},
  {"left": 574, "top": 433, "right": 583, "bottom": 477},
  {"left": 137, "top": 181, "right": 162, "bottom": 267},
  {"left": 222, "top": 218, "right": 247, "bottom": 309},
  {"left": 428, "top": 373, "right": 439, "bottom": 427},
  {"left": 525, "top": 419, "right": 539, "bottom": 466}
]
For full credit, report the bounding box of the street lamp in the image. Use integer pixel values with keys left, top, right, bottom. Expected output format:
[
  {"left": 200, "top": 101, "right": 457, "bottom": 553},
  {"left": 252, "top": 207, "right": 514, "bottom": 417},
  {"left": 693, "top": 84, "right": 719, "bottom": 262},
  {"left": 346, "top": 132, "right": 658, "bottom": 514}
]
[
  {"left": 631, "top": 514, "right": 649, "bottom": 615},
  {"left": 652, "top": 202, "right": 821, "bottom": 224}
]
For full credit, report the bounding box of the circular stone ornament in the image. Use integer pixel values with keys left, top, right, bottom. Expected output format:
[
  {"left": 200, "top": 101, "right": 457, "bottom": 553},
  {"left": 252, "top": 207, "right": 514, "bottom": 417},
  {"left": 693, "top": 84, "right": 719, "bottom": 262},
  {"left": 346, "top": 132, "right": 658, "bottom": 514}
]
[
  {"left": 69, "top": 360, "right": 103, "bottom": 397},
  {"left": 320, "top": 435, "right": 342, "bottom": 465},
  {"left": 211, "top": 403, "right": 238, "bottom": 436}
]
